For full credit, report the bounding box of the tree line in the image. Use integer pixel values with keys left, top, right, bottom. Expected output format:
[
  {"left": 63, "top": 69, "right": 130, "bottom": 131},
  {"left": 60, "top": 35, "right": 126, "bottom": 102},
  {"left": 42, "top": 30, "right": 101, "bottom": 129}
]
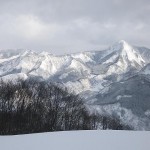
[{"left": 0, "top": 79, "right": 131, "bottom": 135}]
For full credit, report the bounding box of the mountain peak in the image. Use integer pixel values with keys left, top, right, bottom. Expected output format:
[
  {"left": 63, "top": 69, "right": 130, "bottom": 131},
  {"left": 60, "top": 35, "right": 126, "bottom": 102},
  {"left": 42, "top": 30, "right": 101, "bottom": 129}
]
[
  {"left": 118, "top": 40, "right": 128, "bottom": 45},
  {"left": 117, "top": 40, "right": 131, "bottom": 49},
  {"left": 107, "top": 40, "right": 145, "bottom": 68},
  {"left": 109, "top": 40, "right": 131, "bottom": 52}
]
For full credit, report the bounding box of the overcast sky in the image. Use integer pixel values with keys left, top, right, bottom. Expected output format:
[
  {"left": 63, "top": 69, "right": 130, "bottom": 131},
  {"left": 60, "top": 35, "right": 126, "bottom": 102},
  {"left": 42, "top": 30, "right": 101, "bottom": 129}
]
[{"left": 0, "top": 0, "right": 149, "bottom": 54}]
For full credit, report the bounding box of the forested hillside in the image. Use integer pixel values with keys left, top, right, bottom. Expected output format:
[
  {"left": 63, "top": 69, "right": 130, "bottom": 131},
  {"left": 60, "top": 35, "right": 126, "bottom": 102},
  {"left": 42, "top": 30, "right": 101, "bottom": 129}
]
[{"left": 0, "top": 79, "right": 130, "bottom": 135}]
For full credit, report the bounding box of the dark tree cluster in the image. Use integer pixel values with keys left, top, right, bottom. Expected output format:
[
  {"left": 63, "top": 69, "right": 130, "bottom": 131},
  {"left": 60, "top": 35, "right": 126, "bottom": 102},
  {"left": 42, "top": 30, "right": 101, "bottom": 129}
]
[{"left": 0, "top": 79, "right": 131, "bottom": 135}]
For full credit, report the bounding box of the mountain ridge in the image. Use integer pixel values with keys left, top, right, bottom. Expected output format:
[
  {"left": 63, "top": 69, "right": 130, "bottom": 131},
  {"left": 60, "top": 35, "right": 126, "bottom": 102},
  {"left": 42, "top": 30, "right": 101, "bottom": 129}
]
[{"left": 0, "top": 40, "right": 150, "bottom": 130}]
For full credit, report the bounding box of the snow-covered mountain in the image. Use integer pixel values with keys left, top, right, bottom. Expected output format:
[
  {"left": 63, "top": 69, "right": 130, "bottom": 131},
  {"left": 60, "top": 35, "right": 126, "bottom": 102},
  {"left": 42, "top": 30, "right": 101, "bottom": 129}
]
[{"left": 0, "top": 40, "right": 150, "bottom": 130}]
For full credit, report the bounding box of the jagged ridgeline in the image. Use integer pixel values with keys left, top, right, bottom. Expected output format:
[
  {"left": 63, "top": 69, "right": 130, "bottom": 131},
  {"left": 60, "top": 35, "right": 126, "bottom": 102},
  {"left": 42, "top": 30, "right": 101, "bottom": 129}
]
[{"left": 0, "top": 79, "right": 130, "bottom": 135}]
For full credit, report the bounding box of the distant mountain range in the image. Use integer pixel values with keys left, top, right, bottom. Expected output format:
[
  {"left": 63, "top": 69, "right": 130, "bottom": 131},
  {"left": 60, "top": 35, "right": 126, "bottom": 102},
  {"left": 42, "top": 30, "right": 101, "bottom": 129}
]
[{"left": 0, "top": 40, "right": 150, "bottom": 130}]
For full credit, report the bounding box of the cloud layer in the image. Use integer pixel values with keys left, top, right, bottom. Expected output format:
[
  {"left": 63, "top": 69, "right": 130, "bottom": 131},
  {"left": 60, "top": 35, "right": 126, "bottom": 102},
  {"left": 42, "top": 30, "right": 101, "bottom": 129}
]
[{"left": 0, "top": 0, "right": 149, "bottom": 54}]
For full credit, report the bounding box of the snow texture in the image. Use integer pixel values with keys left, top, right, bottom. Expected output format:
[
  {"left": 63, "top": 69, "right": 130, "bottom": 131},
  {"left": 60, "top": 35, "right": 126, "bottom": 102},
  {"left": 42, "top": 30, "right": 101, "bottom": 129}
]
[{"left": 0, "top": 130, "right": 150, "bottom": 150}]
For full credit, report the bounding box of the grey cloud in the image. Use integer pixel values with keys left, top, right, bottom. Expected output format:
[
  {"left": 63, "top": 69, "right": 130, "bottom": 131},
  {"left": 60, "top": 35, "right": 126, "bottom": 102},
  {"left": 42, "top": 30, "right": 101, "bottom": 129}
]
[{"left": 0, "top": 0, "right": 149, "bottom": 54}]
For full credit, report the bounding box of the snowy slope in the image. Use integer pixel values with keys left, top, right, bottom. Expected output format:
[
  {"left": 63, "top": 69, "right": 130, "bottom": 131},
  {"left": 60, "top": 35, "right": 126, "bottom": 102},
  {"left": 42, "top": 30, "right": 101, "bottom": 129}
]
[
  {"left": 0, "top": 40, "right": 147, "bottom": 83},
  {"left": 140, "top": 63, "right": 150, "bottom": 75},
  {"left": 0, "top": 40, "right": 150, "bottom": 130},
  {"left": 0, "top": 130, "right": 150, "bottom": 150}
]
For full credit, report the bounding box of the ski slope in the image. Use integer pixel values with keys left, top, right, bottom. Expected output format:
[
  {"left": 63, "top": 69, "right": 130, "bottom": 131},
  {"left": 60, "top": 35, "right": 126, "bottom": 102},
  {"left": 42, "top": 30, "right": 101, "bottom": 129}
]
[{"left": 0, "top": 130, "right": 150, "bottom": 150}]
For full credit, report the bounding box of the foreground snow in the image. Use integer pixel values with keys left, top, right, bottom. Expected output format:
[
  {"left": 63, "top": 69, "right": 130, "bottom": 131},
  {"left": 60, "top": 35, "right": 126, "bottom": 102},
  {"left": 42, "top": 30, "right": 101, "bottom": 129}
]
[{"left": 0, "top": 130, "right": 150, "bottom": 150}]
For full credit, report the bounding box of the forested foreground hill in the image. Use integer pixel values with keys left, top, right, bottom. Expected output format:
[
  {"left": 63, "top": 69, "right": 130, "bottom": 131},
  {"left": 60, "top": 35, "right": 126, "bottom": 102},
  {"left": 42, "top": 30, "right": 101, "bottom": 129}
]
[{"left": 0, "top": 79, "right": 131, "bottom": 135}]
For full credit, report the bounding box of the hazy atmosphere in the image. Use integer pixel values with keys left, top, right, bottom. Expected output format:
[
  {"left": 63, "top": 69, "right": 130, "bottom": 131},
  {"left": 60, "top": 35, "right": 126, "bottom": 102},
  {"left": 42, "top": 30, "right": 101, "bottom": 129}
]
[{"left": 0, "top": 0, "right": 150, "bottom": 54}]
